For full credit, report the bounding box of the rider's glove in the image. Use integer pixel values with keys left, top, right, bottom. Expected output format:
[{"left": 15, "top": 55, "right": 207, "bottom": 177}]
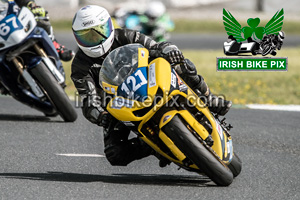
[
  {"left": 97, "top": 111, "right": 110, "bottom": 128},
  {"left": 174, "top": 59, "right": 197, "bottom": 75},
  {"left": 27, "top": 1, "right": 47, "bottom": 19},
  {"left": 149, "top": 42, "right": 185, "bottom": 65},
  {"left": 163, "top": 50, "right": 185, "bottom": 65},
  {"left": 161, "top": 44, "right": 184, "bottom": 65}
]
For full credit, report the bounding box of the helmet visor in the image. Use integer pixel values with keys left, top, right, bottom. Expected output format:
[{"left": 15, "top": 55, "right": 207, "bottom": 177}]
[{"left": 73, "top": 18, "right": 113, "bottom": 47}]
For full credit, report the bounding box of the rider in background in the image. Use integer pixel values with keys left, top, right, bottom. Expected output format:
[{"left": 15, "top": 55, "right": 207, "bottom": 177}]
[
  {"left": 0, "top": 0, "right": 73, "bottom": 95},
  {"left": 112, "top": 1, "right": 174, "bottom": 42},
  {"left": 14, "top": 0, "right": 74, "bottom": 62},
  {"left": 71, "top": 5, "right": 231, "bottom": 167}
]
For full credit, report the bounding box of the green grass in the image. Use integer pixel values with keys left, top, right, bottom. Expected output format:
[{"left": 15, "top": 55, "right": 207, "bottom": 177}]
[
  {"left": 173, "top": 19, "right": 300, "bottom": 35},
  {"left": 52, "top": 19, "right": 300, "bottom": 35},
  {"left": 173, "top": 19, "right": 223, "bottom": 33},
  {"left": 182, "top": 48, "right": 300, "bottom": 105},
  {"left": 63, "top": 47, "right": 300, "bottom": 105},
  {"left": 52, "top": 20, "right": 73, "bottom": 31}
]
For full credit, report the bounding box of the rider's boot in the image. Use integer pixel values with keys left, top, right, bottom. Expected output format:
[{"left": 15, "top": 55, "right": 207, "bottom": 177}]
[
  {"left": 103, "top": 119, "right": 154, "bottom": 166},
  {"left": 175, "top": 59, "right": 232, "bottom": 116}
]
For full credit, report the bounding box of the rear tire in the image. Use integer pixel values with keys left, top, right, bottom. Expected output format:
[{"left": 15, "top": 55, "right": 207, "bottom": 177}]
[
  {"left": 227, "top": 153, "right": 242, "bottom": 177},
  {"left": 30, "top": 62, "right": 77, "bottom": 122},
  {"left": 163, "top": 115, "right": 233, "bottom": 186}
]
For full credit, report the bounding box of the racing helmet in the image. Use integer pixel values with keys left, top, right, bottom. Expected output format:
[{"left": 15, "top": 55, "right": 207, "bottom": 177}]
[
  {"left": 145, "top": 1, "right": 166, "bottom": 19},
  {"left": 72, "top": 5, "right": 115, "bottom": 58},
  {"left": 0, "top": 0, "right": 8, "bottom": 21},
  {"left": 278, "top": 31, "right": 285, "bottom": 41}
]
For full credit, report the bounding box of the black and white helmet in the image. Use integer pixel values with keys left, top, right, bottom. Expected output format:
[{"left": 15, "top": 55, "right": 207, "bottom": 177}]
[
  {"left": 72, "top": 5, "right": 115, "bottom": 58},
  {"left": 278, "top": 31, "right": 285, "bottom": 41}
]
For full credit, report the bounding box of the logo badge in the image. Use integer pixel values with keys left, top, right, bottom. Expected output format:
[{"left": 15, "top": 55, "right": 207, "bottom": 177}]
[
  {"left": 217, "top": 8, "right": 287, "bottom": 71},
  {"left": 82, "top": 20, "right": 95, "bottom": 27}
]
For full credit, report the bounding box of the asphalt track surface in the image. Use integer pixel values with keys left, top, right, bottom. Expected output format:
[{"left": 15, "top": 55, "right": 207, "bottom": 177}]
[
  {"left": 54, "top": 31, "right": 300, "bottom": 51},
  {"left": 0, "top": 96, "right": 299, "bottom": 199}
]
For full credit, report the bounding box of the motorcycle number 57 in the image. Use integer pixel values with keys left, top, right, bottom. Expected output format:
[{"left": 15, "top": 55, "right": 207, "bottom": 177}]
[
  {"left": 0, "top": 15, "right": 23, "bottom": 40},
  {"left": 121, "top": 69, "right": 147, "bottom": 95}
]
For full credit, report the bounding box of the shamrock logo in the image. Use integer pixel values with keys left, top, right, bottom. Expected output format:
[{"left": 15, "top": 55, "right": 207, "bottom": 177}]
[
  {"left": 242, "top": 18, "right": 265, "bottom": 40},
  {"left": 223, "top": 8, "right": 284, "bottom": 42}
]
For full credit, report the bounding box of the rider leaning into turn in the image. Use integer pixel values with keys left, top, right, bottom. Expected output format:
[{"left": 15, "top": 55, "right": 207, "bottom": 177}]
[
  {"left": 71, "top": 5, "right": 232, "bottom": 167},
  {"left": 14, "top": 0, "right": 74, "bottom": 62}
]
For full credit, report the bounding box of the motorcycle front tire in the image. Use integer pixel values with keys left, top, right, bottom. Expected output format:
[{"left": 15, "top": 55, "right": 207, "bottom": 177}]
[
  {"left": 227, "top": 152, "right": 242, "bottom": 177},
  {"left": 262, "top": 45, "right": 272, "bottom": 56},
  {"left": 30, "top": 62, "right": 77, "bottom": 122},
  {"left": 163, "top": 115, "right": 233, "bottom": 186}
]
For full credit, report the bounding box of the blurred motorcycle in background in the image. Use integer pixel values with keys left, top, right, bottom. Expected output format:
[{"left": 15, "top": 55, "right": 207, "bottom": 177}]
[
  {"left": 0, "top": 1, "right": 77, "bottom": 122},
  {"left": 112, "top": 1, "right": 174, "bottom": 42}
]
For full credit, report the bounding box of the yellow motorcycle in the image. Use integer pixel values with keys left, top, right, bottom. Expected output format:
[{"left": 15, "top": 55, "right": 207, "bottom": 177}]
[{"left": 99, "top": 44, "right": 242, "bottom": 186}]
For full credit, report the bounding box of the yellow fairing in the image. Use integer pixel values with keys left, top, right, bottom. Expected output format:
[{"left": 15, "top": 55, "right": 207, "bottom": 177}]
[
  {"left": 104, "top": 47, "right": 231, "bottom": 167},
  {"left": 138, "top": 48, "right": 149, "bottom": 67},
  {"left": 106, "top": 56, "right": 171, "bottom": 122},
  {"left": 102, "top": 82, "right": 118, "bottom": 95},
  {"left": 147, "top": 58, "right": 172, "bottom": 96}
]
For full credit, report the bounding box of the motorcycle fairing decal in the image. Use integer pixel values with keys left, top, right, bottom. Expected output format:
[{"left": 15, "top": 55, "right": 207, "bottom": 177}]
[
  {"left": 169, "top": 69, "right": 178, "bottom": 93},
  {"left": 162, "top": 68, "right": 189, "bottom": 97},
  {"left": 0, "top": 14, "right": 23, "bottom": 40},
  {"left": 171, "top": 72, "right": 176, "bottom": 88},
  {"left": 102, "top": 81, "right": 118, "bottom": 95},
  {"left": 148, "top": 63, "right": 156, "bottom": 88},
  {"left": 214, "top": 119, "right": 233, "bottom": 162},
  {"left": 215, "top": 120, "right": 226, "bottom": 155},
  {"left": 226, "top": 140, "right": 233, "bottom": 162},
  {"left": 117, "top": 66, "right": 148, "bottom": 102},
  {"left": 170, "top": 68, "right": 188, "bottom": 94},
  {"left": 138, "top": 48, "right": 149, "bottom": 67}
]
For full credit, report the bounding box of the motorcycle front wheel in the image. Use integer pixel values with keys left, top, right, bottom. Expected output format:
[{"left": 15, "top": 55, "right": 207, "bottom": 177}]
[
  {"left": 30, "top": 62, "right": 77, "bottom": 122},
  {"left": 227, "top": 152, "right": 242, "bottom": 177},
  {"left": 262, "top": 45, "right": 272, "bottom": 56},
  {"left": 163, "top": 115, "right": 233, "bottom": 186}
]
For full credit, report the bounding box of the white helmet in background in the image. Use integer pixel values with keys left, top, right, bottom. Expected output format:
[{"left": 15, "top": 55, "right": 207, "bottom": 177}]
[
  {"left": 278, "top": 31, "right": 285, "bottom": 41},
  {"left": 0, "top": 0, "right": 8, "bottom": 21},
  {"left": 72, "top": 5, "right": 115, "bottom": 58},
  {"left": 145, "top": 1, "right": 166, "bottom": 19}
]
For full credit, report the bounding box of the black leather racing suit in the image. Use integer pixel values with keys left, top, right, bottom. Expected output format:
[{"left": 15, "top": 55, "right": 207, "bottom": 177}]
[
  {"left": 15, "top": 0, "right": 31, "bottom": 7},
  {"left": 71, "top": 29, "right": 160, "bottom": 166},
  {"left": 71, "top": 28, "right": 216, "bottom": 166}
]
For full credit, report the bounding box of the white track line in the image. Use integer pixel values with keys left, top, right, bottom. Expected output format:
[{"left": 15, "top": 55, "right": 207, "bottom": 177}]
[
  {"left": 56, "top": 154, "right": 105, "bottom": 158},
  {"left": 247, "top": 104, "right": 300, "bottom": 112}
]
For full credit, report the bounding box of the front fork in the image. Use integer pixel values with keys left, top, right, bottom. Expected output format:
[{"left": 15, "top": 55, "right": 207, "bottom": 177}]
[
  {"left": 33, "top": 43, "right": 65, "bottom": 85},
  {"left": 10, "top": 43, "right": 65, "bottom": 98},
  {"left": 11, "top": 56, "right": 45, "bottom": 98}
]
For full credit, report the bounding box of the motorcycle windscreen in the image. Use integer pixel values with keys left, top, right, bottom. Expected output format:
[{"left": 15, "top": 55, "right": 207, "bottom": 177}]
[{"left": 117, "top": 66, "right": 148, "bottom": 102}]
